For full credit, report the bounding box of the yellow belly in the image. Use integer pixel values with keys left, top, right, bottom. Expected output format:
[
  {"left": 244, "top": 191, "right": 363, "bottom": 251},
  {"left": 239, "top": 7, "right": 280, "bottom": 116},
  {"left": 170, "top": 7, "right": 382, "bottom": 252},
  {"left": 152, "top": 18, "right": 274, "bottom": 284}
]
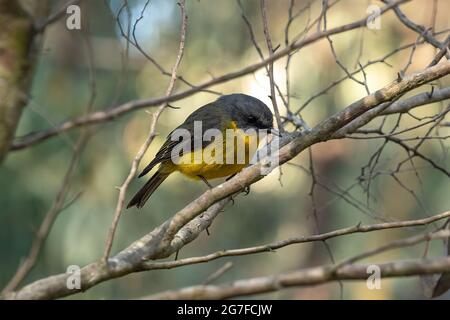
[
  {"left": 177, "top": 162, "right": 247, "bottom": 179},
  {"left": 172, "top": 127, "right": 258, "bottom": 180}
]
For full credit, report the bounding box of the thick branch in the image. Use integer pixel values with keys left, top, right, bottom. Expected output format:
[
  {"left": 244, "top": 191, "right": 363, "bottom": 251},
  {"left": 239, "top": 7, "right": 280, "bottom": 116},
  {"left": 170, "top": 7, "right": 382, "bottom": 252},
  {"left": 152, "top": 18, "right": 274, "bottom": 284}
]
[
  {"left": 381, "top": 87, "right": 450, "bottom": 115},
  {"left": 1, "top": 132, "right": 89, "bottom": 294},
  {"left": 145, "top": 257, "right": 450, "bottom": 299},
  {"left": 4, "top": 57, "right": 449, "bottom": 300},
  {"left": 147, "top": 227, "right": 450, "bottom": 299},
  {"left": 140, "top": 211, "right": 450, "bottom": 270}
]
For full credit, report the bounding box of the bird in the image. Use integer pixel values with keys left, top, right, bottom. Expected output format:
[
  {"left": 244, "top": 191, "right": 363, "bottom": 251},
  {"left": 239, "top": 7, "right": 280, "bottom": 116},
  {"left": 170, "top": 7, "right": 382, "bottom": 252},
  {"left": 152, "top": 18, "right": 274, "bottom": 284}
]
[{"left": 127, "top": 93, "right": 274, "bottom": 209}]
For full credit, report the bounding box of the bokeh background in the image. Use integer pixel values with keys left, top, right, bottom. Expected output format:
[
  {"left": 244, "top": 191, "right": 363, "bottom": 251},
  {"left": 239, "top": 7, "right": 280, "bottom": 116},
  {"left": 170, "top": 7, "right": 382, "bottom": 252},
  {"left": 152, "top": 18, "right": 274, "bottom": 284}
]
[{"left": 1, "top": 0, "right": 450, "bottom": 299}]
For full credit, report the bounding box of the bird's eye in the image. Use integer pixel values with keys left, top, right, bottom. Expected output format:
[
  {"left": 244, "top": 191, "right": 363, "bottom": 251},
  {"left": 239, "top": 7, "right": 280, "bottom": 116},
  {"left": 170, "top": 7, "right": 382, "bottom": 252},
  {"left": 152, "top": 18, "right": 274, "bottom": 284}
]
[{"left": 247, "top": 116, "right": 257, "bottom": 123}]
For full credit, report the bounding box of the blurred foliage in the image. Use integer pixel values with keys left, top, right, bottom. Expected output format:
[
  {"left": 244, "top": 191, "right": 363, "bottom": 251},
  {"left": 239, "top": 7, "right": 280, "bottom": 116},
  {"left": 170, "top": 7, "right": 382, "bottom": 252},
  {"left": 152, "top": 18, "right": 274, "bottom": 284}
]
[{"left": 1, "top": 0, "right": 450, "bottom": 299}]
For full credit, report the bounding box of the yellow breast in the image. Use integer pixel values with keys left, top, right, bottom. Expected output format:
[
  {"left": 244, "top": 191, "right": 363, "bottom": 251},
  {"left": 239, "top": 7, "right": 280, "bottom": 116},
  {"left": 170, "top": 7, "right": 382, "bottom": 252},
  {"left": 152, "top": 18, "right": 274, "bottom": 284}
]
[{"left": 173, "top": 122, "right": 259, "bottom": 180}]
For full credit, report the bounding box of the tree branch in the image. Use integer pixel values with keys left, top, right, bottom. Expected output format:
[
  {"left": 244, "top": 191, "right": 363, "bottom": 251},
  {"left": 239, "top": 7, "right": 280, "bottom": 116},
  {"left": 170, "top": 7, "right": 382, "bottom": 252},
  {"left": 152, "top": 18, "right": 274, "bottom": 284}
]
[
  {"left": 145, "top": 257, "right": 450, "bottom": 299},
  {"left": 10, "top": 0, "right": 408, "bottom": 151},
  {"left": 384, "top": 0, "right": 450, "bottom": 58},
  {"left": 3, "top": 58, "right": 449, "bottom": 300},
  {"left": 102, "top": 0, "right": 188, "bottom": 262},
  {"left": 147, "top": 225, "right": 450, "bottom": 299},
  {"left": 139, "top": 211, "right": 450, "bottom": 271}
]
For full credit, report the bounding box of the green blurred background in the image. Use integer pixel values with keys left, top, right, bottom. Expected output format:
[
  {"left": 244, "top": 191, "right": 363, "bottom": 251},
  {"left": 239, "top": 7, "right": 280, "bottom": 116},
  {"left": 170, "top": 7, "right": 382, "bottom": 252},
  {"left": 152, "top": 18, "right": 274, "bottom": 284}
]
[{"left": 1, "top": 0, "right": 450, "bottom": 299}]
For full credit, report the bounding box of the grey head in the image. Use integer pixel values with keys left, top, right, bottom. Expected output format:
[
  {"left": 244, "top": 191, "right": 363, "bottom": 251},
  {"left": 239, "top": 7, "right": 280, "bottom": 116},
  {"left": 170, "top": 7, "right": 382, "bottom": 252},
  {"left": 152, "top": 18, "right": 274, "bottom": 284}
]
[{"left": 217, "top": 93, "right": 274, "bottom": 131}]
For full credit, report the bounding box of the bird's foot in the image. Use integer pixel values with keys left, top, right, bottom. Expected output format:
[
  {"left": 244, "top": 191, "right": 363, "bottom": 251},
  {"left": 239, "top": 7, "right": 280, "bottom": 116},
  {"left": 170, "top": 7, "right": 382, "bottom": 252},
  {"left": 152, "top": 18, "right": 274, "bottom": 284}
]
[{"left": 198, "top": 175, "right": 213, "bottom": 190}]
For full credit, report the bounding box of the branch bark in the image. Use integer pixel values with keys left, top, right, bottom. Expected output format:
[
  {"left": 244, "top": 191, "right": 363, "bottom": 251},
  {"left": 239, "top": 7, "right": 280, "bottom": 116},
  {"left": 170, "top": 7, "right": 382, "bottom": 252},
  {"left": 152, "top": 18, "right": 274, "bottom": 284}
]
[{"left": 145, "top": 257, "right": 450, "bottom": 300}]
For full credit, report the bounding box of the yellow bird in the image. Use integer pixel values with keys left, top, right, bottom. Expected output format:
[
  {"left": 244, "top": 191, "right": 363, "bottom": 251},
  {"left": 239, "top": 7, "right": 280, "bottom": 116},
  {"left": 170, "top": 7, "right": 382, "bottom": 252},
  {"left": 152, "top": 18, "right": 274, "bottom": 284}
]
[{"left": 127, "top": 94, "right": 274, "bottom": 209}]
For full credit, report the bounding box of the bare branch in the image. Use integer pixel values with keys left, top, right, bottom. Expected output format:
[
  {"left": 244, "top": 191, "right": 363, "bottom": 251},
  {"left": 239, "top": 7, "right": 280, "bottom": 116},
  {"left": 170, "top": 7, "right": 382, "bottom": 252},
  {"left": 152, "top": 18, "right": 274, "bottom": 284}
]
[
  {"left": 1, "top": 131, "right": 90, "bottom": 294},
  {"left": 10, "top": 0, "right": 408, "bottom": 151},
  {"left": 383, "top": 0, "right": 450, "bottom": 58},
  {"left": 139, "top": 211, "right": 450, "bottom": 271},
  {"left": 0, "top": 0, "right": 49, "bottom": 162},
  {"left": 1, "top": 24, "right": 97, "bottom": 294},
  {"left": 260, "top": 0, "right": 284, "bottom": 131},
  {"left": 4, "top": 58, "right": 450, "bottom": 300},
  {"left": 102, "top": 0, "right": 188, "bottom": 262},
  {"left": 145, "top": 257, "right": 450, "bottom": 299}
]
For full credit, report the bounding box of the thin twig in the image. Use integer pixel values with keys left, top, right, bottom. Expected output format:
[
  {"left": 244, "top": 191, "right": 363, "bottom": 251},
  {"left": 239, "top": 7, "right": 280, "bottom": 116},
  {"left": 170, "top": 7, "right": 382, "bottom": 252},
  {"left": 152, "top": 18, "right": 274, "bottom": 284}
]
[
  {"left": 102, "top": 0, "right": 188, "bottom": 262},
  {"left": 260, "top": 0, "right": 284, "bottom": 132},
  {"left": 10, "top": 0, "right": 408, "bottom": 151}
]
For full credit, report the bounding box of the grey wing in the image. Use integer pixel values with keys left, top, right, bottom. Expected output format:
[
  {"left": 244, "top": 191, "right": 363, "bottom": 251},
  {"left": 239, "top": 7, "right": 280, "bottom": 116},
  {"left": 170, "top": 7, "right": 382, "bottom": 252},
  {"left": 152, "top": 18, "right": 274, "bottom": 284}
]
[{"left": 138, "top": 104, "right": 227, "bottom": 178}]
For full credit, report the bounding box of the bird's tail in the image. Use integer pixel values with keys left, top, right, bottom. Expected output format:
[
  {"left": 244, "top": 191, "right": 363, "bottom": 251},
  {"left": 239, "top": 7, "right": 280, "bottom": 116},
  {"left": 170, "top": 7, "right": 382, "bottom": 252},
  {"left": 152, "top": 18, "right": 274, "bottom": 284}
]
[{"left": 127, "top": 170, "right": 170, "bottom": 209}]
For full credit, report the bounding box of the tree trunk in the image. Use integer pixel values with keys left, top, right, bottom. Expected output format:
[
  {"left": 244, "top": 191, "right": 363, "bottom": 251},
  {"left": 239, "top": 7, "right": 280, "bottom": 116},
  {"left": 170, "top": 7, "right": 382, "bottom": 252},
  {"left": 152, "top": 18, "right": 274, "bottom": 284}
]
[{"left": 0, "top": 0, "right": 48, "bottom": 163}]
